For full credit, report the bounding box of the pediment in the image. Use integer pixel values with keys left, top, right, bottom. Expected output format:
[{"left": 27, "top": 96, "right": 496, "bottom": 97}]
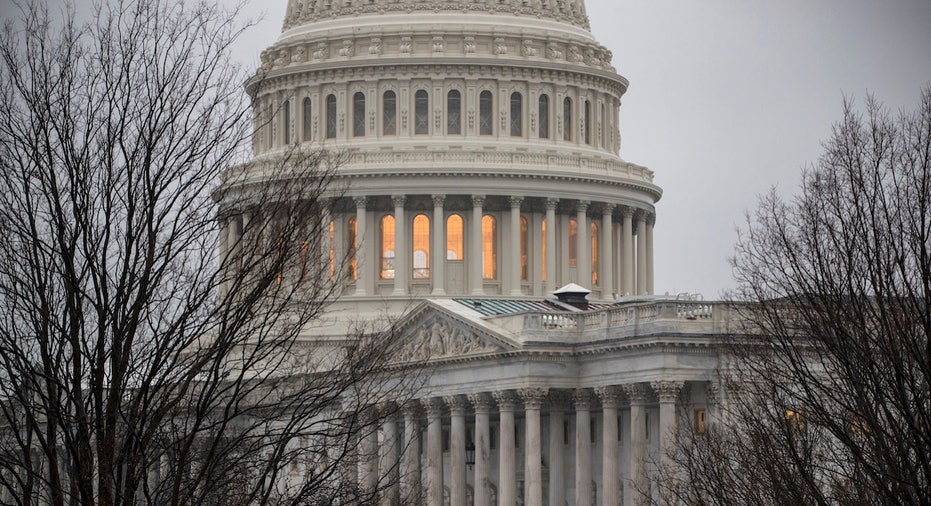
[{"left": 391, "top": 301, "right": 515, "bottom": 363}]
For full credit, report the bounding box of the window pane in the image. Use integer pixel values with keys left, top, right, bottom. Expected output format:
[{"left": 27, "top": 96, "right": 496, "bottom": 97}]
[
  {"left": 482, "top": 215, "right": 497, "bottom": 279},
  {"left": 326, "top": 94, "right": 336, "bottom": 139},
  {"left": 563, "top": 97, "right": 572, "bottom": 141},
  {"left": 302, "top": 97, "right": 312, "bottom": 141},
  {"left": 380, "top": 215, "right": 395, "bottom": 279},
  {"left": 283, "top": 100, "right": 290, "bottom": 145},
  {"left": 568, "top": 218, "right": 577, "bottom": 266},
  {"left": 591, "top": 221, "right": 598, "bottom": 286},
  {"left": 447, "top": 90, "right": 461, "bottom": 135},
  {"left": 383, "top": 91, "right": 397, "bottom": 135},
  {"left": 412, "top": 214, "right": 430, "bottom": 279},
  {"left": 510, "top": 92, "right": 522, "bottom": 137},
  {"left": 353, "top": 92, "right": 365, "bottom": 137},
  {"left": 479, "top": 91, "right": 493, "bottom": 135},
  {"left": 539, "top": 94, "right": 549, "bottom": 139},
  {"left": 584, "top": 99, "right": 591, "bottom": 145},
  {"left": 446, "top": 214, "right": 463, "bottom": 260},
  {"left": 541, "top": 218, "right": 547, "bottom": 281},
  {"left": 520, "top": 216, "right": 528, "bottom": 281},
  {"left": 415, "top": 90, "right": 429, "bottom": 134},
  {"left": 348, "top": 217, "right": 357, "bottom": 281}
]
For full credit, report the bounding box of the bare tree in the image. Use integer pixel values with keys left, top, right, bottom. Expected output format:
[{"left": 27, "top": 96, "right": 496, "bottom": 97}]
[
  {"left": 659, "top": 87, "right": 931, "bottom": 506},
  {"left": 0, "top": 1, "right": 419, "bottom": 504}
]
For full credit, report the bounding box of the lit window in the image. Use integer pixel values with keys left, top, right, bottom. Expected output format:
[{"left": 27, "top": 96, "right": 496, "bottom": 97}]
[
  {"left": 282, "top": 100, "right": 291, "bottom": 145},
  {"left": 380, "top": 215, "right": 395, "bottom": 279},
  {"left": 446, "top": 214, "right": 463, "bottom": 260},
  {"left": 347, "top": 217, "right": 357, "bottom": 281},
  {"left": 541, "top": 218, "right": 547, "bottom": 281},
  {"left": 383, "top": 91, "right": 397, "bottom": 135},
  {"left": 482, "top": 215, "right": 497, "bottom": 279},
  {"left": 591, "top": 221, "right": 598, "bottom": 286},
  {"left": 510, "top": 92, "right": 522, "bottom": 137},
  {"left": 412, "top": 214, "right": 430, "bottom": 279},
  {"left": 584, "top": 99, "right": 592, "bottom": 145},
  {"left": 353, "top": 92, "right": 365, "bottom": 137},
  {"left": 479, "top": 91, "right": 493, "bottom": 135},
  {"left": 563, "top": 97, "right": 572, "bottom": 141},
  {"left": 415, "top": 90, "right": 429, "bottom": 135},
  {"left": 568, "top": 218, "right": 578, "bottom": 266},
  {"left": 538, "top": 94, "right": 549, "bottom": 139},
  {"left": 694, "top": 409, "right": 707, "bottom": 435},
  {"left": 519, "top": 216, "right": 528, "bottom": 281},
  {"left": 302, "top": 97, "right": 312, "bottom": 142},
  {"left": 447, "top": 90, "right": 461, "bottom": 135},
  {"left": 600, "top": 102, "right": 606, "bottom": 147},
  {"left": 328, "top": 220, "right": 335, "bottom": 279},
  {"left": 785, "top": 409, "right": 806, "bottom": 431},
  {"left": 325, "top": 94, "right": 336, "bottom": 139}
]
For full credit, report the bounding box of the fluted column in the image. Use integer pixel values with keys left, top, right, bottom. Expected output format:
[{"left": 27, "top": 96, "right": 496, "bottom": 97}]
[
  {"left": 601, "top": 205, "right": 614, "bottom": 298},
  {"left": 360, "top": 411, "right": 379, "bottom": 497},
  {"left": 509, "top": 196, "right": 524, "bottom": 295},
  {"left": 392, "top": 195, "right": 408, "bottom": 295},
  {"left": 468, "top": 393, "right": 494, "bottom": 506},
  {"left": 494, "top": 390, "right": 518, "bottom": 506},
  {"left": 423, "top": 398, "right": 445, "bottom": 506},
  {"left": 573, "top": 389, "right": 593, "bottom": 506},
  {"left": 431, "top": 195, "right": 446, "bottom": 295},
  {"left": 544, "top": 198, "right": 558, "bottom": 294},
  {"left": 576, "top": 201, "right": 590, "bottom": 287},
  {"left": 402, "top": 405, "right": 422, "bottom": 503},
  {"left": 646, "top": 213, "right": 655, "bottom": 295},
  {"left": 519, "top": 388, "right": 548, "bottom": 506},
  {"left": 548, "top": 392, "right": 569, "bottom": 506},
  {"left": 380, "top": 404, "right": 400, "bottom": 505},
  {"left": 471, "top": 195, "right": 485, "bottom": 295},
  {"left": 596, "top": 386, "right": 624, "bottom": 506},
  {"left": 652, "top": 381, "right": 683, "bottom": 492},
  {"left": 354, "top": 197, "right": 368, "bottom": 296},
  {"left": 621, "top": 207, "right": 634, "bottom": 296},
  {"left": 635, "top": 211, "right": 647, "bottom": 295},
  {"left": 625, "top": 384, "right": 650, "bottom": 505},
  {"left": 446, "top": 395, "right": 468, "bottom": 506}
]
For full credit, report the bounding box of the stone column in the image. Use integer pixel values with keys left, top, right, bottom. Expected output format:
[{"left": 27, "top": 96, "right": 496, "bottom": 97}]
[
  {"left": 360, "top": 411, "right": 379, "bottom": 496},
  {"left": 380, "top": 405, "right": 400, "bottom": 505},
  {"left": 392, "top": 195, "right": 408, "bottom": 295},
  {"left": 544, "top": 198, "right": 558, "bottom": 294},
  {"left": 354, "top": 197, "right": 368, "bottom": 296},
  {"left": 652, "top": 380, "right": 683, "bottom": 492},
  {"left": 432, "top": 195, "right": 446, "bottom": 295},
  {"left": 494, "top": 390, "right": 518, "bottom": 506},
  {"left": 402, "top": 405, "right": 422, "bottom": 503},
  {"left": 424, "top": 397, "right": 445, "bottom": 506},
  {"left": 509, "top": 196, "right": 524, "bottom": 296},
  {"left": 576, "top": 201, "right": 590, "bottom": 287},
  {"left": 601, "top": 205, "right": 614, "bottom": 298},
  {"left": 646, "top": 213, "right": 655, "bottom": 295},
  {"left": 548, "top": 392, "right": 568, "bottom": 506},
  {"left": 519, "top": 388, "right": 548, "bottom": 506},
  {"left": 468, "top": 393, "right": 494, "bottom": 506},
  {"left": 596, "top": 386, "right": 624, "bottom": 506},
  {"left": 471, "top": 195, "right": 485, "bottom": 295},
  {"left": 625, "top": 384, "right": 650, "bottom": 505},
  {"left": 573, "top": 389, "right": 593, "bottom": 506},
  {"left": 446, "top": 395, "right": 468, "bottom": 506},
  {"left": 621, "top": 207, "right": 634, "bottom": 296},
  {"left": 635, "top": 211, "right": 647, "bottom": 295}
]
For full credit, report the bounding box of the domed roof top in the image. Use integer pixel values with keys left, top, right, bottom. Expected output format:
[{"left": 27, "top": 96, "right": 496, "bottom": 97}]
[{"left": 282, "top": 0, "right": 591, "bottom": 33}]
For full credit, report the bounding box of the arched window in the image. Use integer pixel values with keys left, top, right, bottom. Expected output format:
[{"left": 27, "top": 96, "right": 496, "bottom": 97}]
[
  {"left": 519, "top": 216, "right": 529, "bottom": 281},
  {"left": 380, "top": 215, "right": 396, "bottom": 279},
  {"left": 447, "top": 214, "right": 463, "bottom": 260},
  {"left": 538, "top": 94, "right": 549, "bottom": 139},
  {"left": 584, "top": 99, "right": 592, "bottom": 145},
  {"left": 353, "top": 92, "right": 365, "bottom": 137},
  {"left": 541, "top": 218, "right": 547, "bottom": 281},
  {"left": 383, "top": 90, "right": 397, "bottom": 135},
  {"left": 447, "top": 90, "right": 461, "bottom": 135},
  {"left": 415, "top": 90, "right": 429, "bottom": 135},
  {"left": 568, "top": 218, "right": 578, "bottom": 266},
  {"left": 510, "top": 92, "right": 522, "bottom": 137},
  {"left": 302, "top": 97, "right": 312, "bottom": 142},
  {"left": 482, "top": 215, "right": 497, "bottom": 279},
  {"left": 412, "top": 214, "right": 430, "bottom": 279},
  {"left": 282, "top": 100, "right": 291, "bottom": 145},
  {"left": 325, "top": 94, "right": 337, "bottom": 139},
  {"left": 563, "top": 97, "right": 572, "bottom": 141},
  {"left": 591, "top": 221, "right": 599, "bottom": 286},
  {"left": 479, "top": 90, "right": 493, "bottom": 135},
  {"left": 347, "top": 217, "right": 357, "bottom": 281}
]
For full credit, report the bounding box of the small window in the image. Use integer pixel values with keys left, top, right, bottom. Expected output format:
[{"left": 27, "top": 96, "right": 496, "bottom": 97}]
[
  {"left": 482, "top": 215, "right": 497, "bottom": 279},
  {"left": 302, "top": 97, "right": 312, "bottom": 141},
  {"left": 538, "top": 94, "right": 549, "bottom": 139},
  {"left": 353, "top": 92, "right": 365, "bottom": 137},
  {"left": 282, "top": 100, "right": 291, "bottom": 145},
  {"left": 510, "top": 92, "right": 522, "bottom": 137},
  {"left": 490, "top": 425, "right": 497, "bottom": 450},
  {"left": 563, "top": 420, "right": 570, "bottom": 445},
  {"left": 446, "top": 214, "right": 463, "bottom": 260},
  {"left": 590, "top": 418, "right": 597, "bottom": 444},
  {"left": 347, "top": 217, "right": 357, "bottom": 281},
  {"left": 380, "top": 215, "right": 396, "bottom": 279},
  {"left": 479, "top": 90, "right": 493, "bottom": 135},
  {"left": 786, "top": 409, "right": 806, "bottom": 431},
  {"left": 412, "top": 214, "right": 430, "bottom": 279},
  {"left": 447, "top": 90, "right": 461, "bottom": 135},
  {"left": 519, "top": 216, "right": 529, "bottom": 281},
  {"left": 591, "top": 221, "right": 599, "bottom": 286},
  {"left": 568, "top": 218, "right": 578, "bottom": 266},
  {"left": 325, "top": 94, "right": 337, "bottom": 139},
  {"left": 618, "top": 416, "right": 623, "bottom": 442},
  {"left": 563, "top": 97, "right": 572, "bottom": 141},
  {"left": 541, "top": 218, "right": 547, "bottom": 281},
  {"left": 328, "top": 220, "right": 335, "bottom": 279},
  {"left": 415, "top": 90, "right": 429, "bottom": 135},
  {"left": 694, "top": 409, "right": 707, "bottom": 435},
  {"left": 584, "top": 99, "right": 592, "bottom": 145},
  {"left": 645, "top": 412, "right": 651, "bottom": 441},
  {"left": 383, "top": 91, "right": 397, "bottom": 135}
]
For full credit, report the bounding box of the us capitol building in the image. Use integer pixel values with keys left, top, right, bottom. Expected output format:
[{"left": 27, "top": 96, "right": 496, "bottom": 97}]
[{"left": 219, "top": 0, "right": 731, "bottom": 504}]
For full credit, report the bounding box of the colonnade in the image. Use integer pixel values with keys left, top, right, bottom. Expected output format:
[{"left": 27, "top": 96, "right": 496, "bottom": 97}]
[{"left": 364, "top": 382, "right": 686, "bottom": 506}]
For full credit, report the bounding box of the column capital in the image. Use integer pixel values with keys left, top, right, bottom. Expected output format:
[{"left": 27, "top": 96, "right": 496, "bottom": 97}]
[
  {"left": 651, "top": 380, "right": 684, "bottom": 403},
  {"left": 623, "top": 383, "right": 651, "bottom": 404},
  {"left": 544, "top": 197, "right": 559, "bottom": 211},
  {"left": 707, "top": 382, "right": 723, "bottom": 406},
  {"left": 468, "top": 392, "right": 495, "bottom": 414},
  {"left": 392, "top": 195, "right": 407, "bottom": 207},
  {"left": 600, "top": 203, "right": 616, "bottom": 216},
  {"left": 431, "top": 194, "right": 446, "bottom": 207},
  {"left": 547, "top": 390, "right": 573, "bottom": 411},
  {"left": 493, "top": 390, "right": 520, "bottom": 411},
  {"left": 378, "top": 401, "right": 400, "bottom": 417},
  {"left": 509, "top": 196, "right": 524, "bottom": 208},
  {"left": 572, "top": 388, "right": 593, "bottom": 410},
  {"left": 576, "top": 200, "right": 590, "bottom": 213},
  {"left": 646, "top": 211, "right": 656, "bottom": 226},
  {"left": 421, "top": 397, "right": 445, "bottom": 417},
  {"left": 402, "top": 401, "right": 423, "bottom": 419},
  {"left": 471, "top": 194, "right": 486, "bottom": 207},
  {"left": 619, "top": 205, "right": 634, "bottom": 218},
  {"left": 443, "top": 394, "right": 470, "bottom": 414},
  {"left": 518, "top": 387, "right": 549, "bottom": 409},
  {"left": 353, "top": 196, "right": 368, "bottom": 208},
  {"left": 594, "top": 385, "right": 625, "bottom": 408}
]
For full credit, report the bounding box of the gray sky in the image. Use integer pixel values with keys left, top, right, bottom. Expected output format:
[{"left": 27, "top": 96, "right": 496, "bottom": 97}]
[{"left": 230, "top": 0, "right": 930, "bottom": 299}]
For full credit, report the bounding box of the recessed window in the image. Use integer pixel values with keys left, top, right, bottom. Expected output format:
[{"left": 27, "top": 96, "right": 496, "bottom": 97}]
[
  {"left": 694, "top": 408, "right": 707, "bottom": 435},
  {"left": 479, "top": 90, "right": 493, "bottom": 135},
  {"left": 328, "top": 220, "right": 335, "bottom": 279},
  {"left": 325, "top": 94, "right": 337, "bottom": 139},
  {"left": 563, "top": 97, "right": 572, "bottom": 141},
  {"left": 568, "top": 218, "right": 578, "bottom": 267},
  {"left": 353, "top": 92, "right": 365, "bottom": 137},
  {"left": 383, "top": 90, "right": 397, "bottom": 135},
  {"left": 302, "top": 97, "right": 312, "bottom": 142},
  {"left": 563, "top": 420, "right": 570, "bottom": 445},
  {"left": 415, "top": 89, "right": 429, "bottom": 135},
  {"left": 591, "top": 221, "right": 599, "bottom": 286},
  {"left": 590, "top": 418, "right": 597, "bottom": 444},
  {"left": 380, "top": 215, "right": 396, "bottom": 279},
  {"left": 282, "top": 99, "right": 291, "bottom": 145},
  {"left": 347, "top": 217, "right": 357, "bottom": 281},
  {"left": 447, "top": 90, "right": 461, "bottom": 135},
  {"left": 584, "top": 99, "right": 592, "bottom": 145},
  {"left": 519, "top": 216, "right": 529, "bottom": 281},
  {"left": 482, "top": 215, "right": 497, "bottom": 279},
  {"left": 538, "top": 94, "right": 550, "bottom": 139},
  {"left": 412, "top": 214, "right": 430, "bottom": 279},
  {"left": 446, "top": 214, "right": 463, "bottom": 260},
  {"left": 510, "top": 92, "right": 522, "bottom": 137},
  {"left": 541, "top": 218, "right": 547, "bottom": 281}
]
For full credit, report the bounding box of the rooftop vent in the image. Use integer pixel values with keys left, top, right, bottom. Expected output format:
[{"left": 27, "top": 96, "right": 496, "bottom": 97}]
[{"left": 553, "top": 283, "right": 592, "bottom": 307}]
